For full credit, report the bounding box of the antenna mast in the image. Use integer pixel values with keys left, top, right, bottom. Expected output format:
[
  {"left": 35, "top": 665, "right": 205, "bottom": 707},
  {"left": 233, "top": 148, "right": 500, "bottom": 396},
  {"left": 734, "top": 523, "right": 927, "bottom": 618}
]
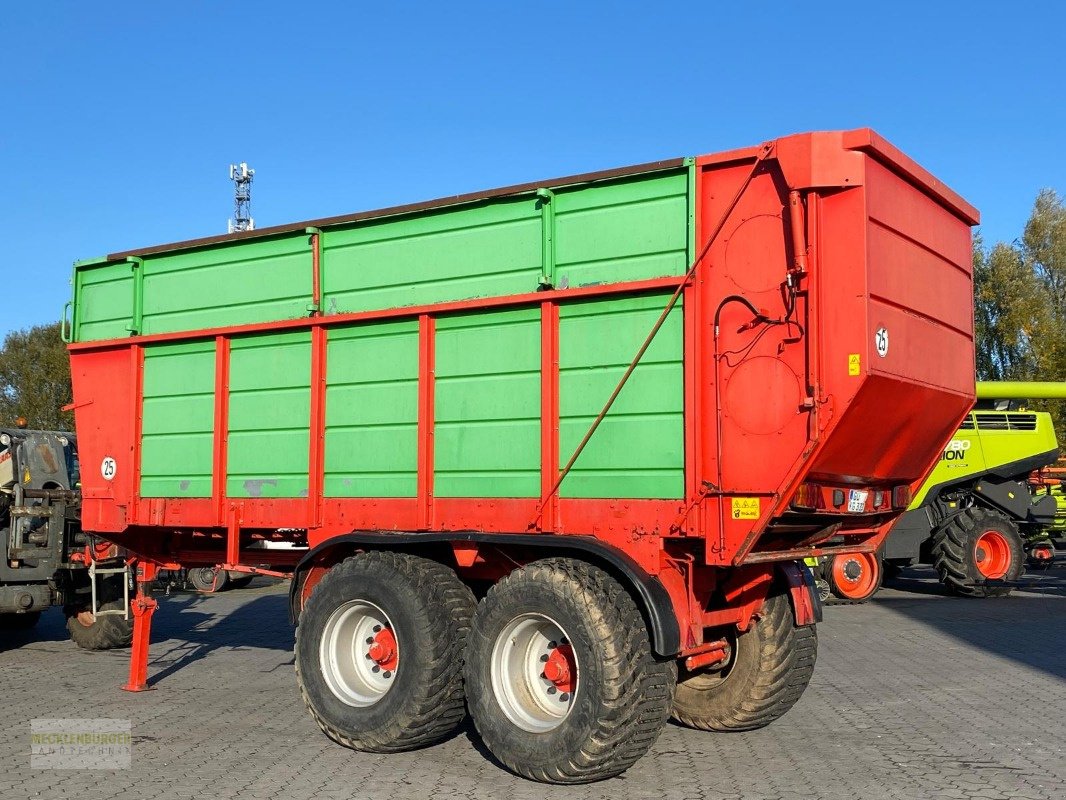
[{"left": 228, "top": 162, "right": 255, "bottom": 233}]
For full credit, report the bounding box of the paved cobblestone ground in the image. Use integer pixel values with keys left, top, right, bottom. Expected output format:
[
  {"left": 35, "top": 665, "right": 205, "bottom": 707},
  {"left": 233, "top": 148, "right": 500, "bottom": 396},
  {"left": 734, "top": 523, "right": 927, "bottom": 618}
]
[{"left": 2, "top": 564, "right": 1064, "bottom": 800}]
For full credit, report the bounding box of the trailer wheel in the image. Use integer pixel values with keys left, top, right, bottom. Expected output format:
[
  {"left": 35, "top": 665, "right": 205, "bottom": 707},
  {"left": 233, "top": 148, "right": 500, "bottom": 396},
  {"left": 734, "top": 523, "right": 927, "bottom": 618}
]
[
  {"left": 464, "top": 558, "right": 676, "bottom": 784},
  {"left": 227, "top": 573, "right": 255, "bottom": 589},
  {"left": 65, "top": 600, "right": 133, "bottom": 650},
  {"left": 0, "top": 612, "right": 42, "bottom": 631},
  {"left": 672, "top": 591, "right": 816, "bottom": 731},
  {"left": 188, "top": 567, "right": 229, "bottom": 593},
  {"left": 825, "top": 552, "right": 882, "bottom": 603},
  {"left": 295, "top": 551, "right": 475, "bottom": 753},
  {"left": 931, "top": 508, "right": 1024, "bottom": 598}
]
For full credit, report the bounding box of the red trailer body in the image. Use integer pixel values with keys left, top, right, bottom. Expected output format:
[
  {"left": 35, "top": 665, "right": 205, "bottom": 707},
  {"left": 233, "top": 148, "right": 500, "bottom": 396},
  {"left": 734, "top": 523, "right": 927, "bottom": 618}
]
[{"left": 67, "top": 129, "right": 978, "bottom": 781}]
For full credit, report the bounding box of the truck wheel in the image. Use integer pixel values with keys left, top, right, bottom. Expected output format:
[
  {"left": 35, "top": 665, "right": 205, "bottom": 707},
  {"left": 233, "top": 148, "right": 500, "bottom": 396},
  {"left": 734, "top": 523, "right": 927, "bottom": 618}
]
[
  {"left": 825, "top": 552, "right": 882, "bottom": 603},
  {"left": 464, "top": 558, "right": 676, "bottom": 784},
  {"left": 931, "top": 508, "right": 1024, "bottom": 598},
  {"left": 66, "top": 600, "right": 133, "bottom": 649},
  {"left": 295, "top": 551, "right": 475, "bottom": 753},
  {"left": 0, "top": 611, "right": 42, "bottom": 631},
  {"left": 672, "top": 591, "right": 816, "bottom": 731},
  {"left": 188, "top": 567, "right": 229, "bottom": 593}
]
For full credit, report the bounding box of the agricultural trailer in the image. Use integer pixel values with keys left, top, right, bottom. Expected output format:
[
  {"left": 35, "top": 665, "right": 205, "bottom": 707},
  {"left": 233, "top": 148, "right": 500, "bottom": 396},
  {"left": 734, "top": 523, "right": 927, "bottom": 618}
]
[{"left": 64, "top": 129, "right": 978, "bottom": 782}]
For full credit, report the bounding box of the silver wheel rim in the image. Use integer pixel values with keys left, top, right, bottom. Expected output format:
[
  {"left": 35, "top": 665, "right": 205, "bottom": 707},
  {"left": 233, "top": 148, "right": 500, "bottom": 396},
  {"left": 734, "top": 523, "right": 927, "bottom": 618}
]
[
  {"left": 319, "top": 600, "right": 398, "bottom": 707},
  {"left": 490, "top": 613, "right": 578, "bottom": 732}
]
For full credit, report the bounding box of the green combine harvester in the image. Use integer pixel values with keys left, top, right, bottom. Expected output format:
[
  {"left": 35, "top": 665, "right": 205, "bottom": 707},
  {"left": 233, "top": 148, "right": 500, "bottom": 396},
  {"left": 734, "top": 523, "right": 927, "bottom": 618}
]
[{"left": 811, "top": 381, "right": 1064, "bottom": 602}]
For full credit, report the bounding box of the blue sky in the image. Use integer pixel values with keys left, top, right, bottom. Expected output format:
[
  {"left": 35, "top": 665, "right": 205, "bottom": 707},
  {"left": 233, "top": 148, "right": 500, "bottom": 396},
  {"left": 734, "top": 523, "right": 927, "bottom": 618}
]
[{"left": 1, "top": 1, "right": 1062, "bottom": 333}]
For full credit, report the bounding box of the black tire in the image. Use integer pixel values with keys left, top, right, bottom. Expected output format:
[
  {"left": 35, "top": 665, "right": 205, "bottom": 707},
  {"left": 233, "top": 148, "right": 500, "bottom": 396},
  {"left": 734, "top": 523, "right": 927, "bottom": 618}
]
[
  {"left": 66, "top": 600, "right": 133, "bottom": 650},
  {"left": 1026, "top": 540, "right": 1056, "bottom": 571},
  {"left": 227, "top": 573, "right": 255, "bottom": 589},
  {"left": 672, "top": 591, "right": 816, "bottom": 731},
  {"left": 0, "top": 611, "right": 42, "bottom": 631},
  {"left": 464, "top": 558, "right": 676, "bottom": 784},
  {"left": 931, "top": 508, "right": 1025, "bottom": 598},
  {"left": 824, "top": 552, "right": 883, "bottom": 604},
  {"left": 188, "top": 567, "right": 229, "bottom": 593},
  {"left": 296, "top": 551, "right": 475, "bottom": 753}
]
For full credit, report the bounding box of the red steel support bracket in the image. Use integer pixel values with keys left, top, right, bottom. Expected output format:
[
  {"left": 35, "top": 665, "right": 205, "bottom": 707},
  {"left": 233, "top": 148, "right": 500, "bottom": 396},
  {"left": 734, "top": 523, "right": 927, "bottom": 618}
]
[
  {"left": 122, "top": 561, "right": 160, "bottom": 692},
  {"left": 683, "top": 639, "right": 730, "bottom": 671},
  {"left": 226, "top": 503, "right": 243, "bottom": 566},
  {"left": 777, "top": 560, "right": 820, "bottom": 627},
  {"left": 700, "top": 565, "right": 774, "bottom": 632}
]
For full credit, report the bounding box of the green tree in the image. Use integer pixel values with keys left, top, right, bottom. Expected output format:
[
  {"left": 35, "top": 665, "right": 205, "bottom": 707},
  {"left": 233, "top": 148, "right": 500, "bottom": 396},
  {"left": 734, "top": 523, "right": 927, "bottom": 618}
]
[
  {"left": 0, "top": 322, "right": 73, "bottom": 430},
  {"left": 973, "top": 233, "right": 1045, "bottom": 380},
  {"left": 974, "top": 189, "right": 1066, "bottom": 442}
]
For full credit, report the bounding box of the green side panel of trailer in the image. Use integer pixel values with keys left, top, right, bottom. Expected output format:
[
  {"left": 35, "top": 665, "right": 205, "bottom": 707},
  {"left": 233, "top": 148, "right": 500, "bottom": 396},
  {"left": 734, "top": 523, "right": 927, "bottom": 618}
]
[
  {"left": 434, "top": 307, "right": 541, "bottom": 498},
  {"left": 141, "top": 235, "right": 312, "bottom": 335},
  {"left": 558, "top": 293, "right": 684, "bottom": 499},
  {"left": 71, "top": 166, "right": 691, "bottom": 342},
  {"left": 324, "top": 320, "right": 419, "bottom": 497},
  {"left": 73, "top": 261, "right": 134, "bottom": 341},
  {"left": 320, "top": 198, "right": 543, "bottom": 314},
  {"left": 552, "top": 171, "right": 690, "bottom": 288},
  {"left": 227, "top": 331, "right": 311, "bottom": 498},
  {"left": 139, "top": 341, "right": 216, "bottom": 498}
]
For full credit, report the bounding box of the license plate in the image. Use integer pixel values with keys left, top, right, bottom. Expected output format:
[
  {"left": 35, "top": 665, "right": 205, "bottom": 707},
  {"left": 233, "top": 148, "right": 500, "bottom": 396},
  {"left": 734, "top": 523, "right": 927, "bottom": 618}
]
[{"left": 847, "top": 489, "right": 869, "bottom": 513}]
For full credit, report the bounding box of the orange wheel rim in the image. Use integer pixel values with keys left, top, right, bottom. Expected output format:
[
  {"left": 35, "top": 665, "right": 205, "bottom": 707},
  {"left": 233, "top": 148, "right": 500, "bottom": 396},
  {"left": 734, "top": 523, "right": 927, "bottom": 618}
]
[
  {"left": 830, "top": 553, "right": 879, "bottom": 599},
  {"left": 974, "top": 530, "right": 1012, "bottom": 579}
]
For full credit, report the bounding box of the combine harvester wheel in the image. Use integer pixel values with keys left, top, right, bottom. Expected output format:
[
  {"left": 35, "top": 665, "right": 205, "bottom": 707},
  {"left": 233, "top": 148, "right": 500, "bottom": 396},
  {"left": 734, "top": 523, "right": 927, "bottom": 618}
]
[{"left": 931, "top": 508, "right": 1025, "bottom": 597}]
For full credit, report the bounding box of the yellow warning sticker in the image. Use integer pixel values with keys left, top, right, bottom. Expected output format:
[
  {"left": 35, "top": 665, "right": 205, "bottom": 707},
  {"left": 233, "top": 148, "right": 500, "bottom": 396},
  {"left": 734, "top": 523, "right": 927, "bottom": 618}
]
[
  {"left": 731, "top": 497, "right": 761, "bottom": 520},
  {"left": 848, "top": 353, "right": 861, "bottom": 376}
]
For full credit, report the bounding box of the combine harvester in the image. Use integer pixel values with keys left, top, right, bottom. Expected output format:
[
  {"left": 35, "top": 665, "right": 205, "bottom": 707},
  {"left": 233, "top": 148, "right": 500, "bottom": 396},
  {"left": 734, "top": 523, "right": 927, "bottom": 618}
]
[
  {"left": 811, "top": 381, "right": 1064, "bottom": 602},
  {"left": 64, "top": 129, "right": 977, "bottom": 782}
]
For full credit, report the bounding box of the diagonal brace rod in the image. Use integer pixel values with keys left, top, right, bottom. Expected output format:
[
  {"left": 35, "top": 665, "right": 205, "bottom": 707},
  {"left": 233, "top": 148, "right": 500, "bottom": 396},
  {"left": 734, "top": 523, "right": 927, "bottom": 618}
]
[{"left": 532, "top": 141, "right": 775, "bottom": 525}]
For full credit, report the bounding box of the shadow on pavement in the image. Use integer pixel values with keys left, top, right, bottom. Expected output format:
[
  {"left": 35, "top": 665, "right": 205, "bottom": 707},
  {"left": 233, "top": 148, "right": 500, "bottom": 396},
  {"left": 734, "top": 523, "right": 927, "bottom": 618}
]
[
  {"left": 144, "top": 588, "right": 294, "bottom": 687},
  {"left": 885, "top": 562, "right": 1066, "bottom": 598},
  {"left": 870, "top": 564, "right": 1066, "bottom": 681}
]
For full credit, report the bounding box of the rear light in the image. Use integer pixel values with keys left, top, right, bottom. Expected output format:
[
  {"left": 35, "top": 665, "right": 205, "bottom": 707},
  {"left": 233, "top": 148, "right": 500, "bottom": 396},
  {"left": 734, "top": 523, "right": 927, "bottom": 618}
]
[
  {"left": 892, "top": 485, "right": 912, "bottom": 509},
  {"left": 791, "top": 482, "right": 823, "bottom": 511},
  {"left": 873, "top": 490, "right": 885, "bottom": 509}
]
